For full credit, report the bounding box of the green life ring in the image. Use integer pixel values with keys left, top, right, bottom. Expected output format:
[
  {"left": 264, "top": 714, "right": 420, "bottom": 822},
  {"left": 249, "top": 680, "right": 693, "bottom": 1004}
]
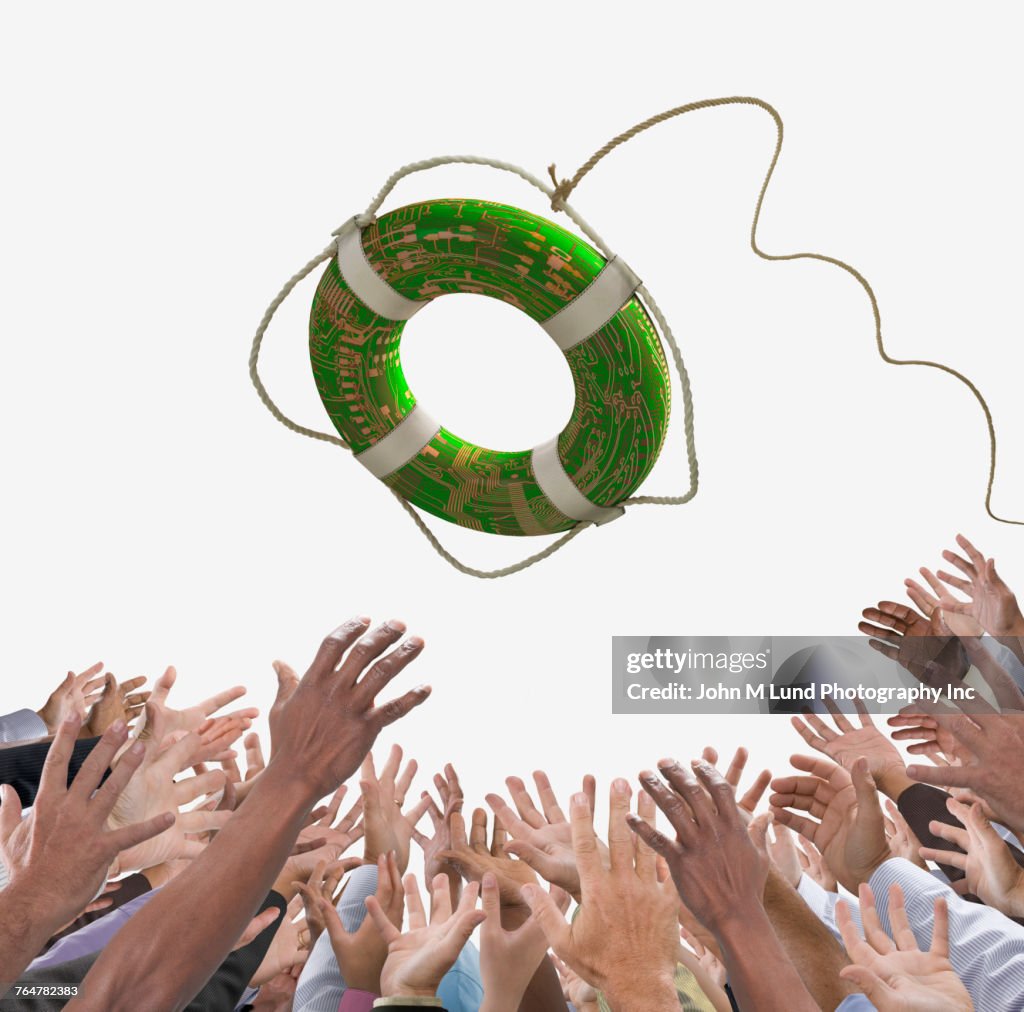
[{"left": 309, "top": 199, "right": 671, "bottom": 537}]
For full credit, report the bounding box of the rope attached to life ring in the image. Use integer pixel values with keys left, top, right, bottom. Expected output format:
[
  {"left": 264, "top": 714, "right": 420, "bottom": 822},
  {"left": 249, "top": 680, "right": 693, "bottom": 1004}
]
[{"left": 249, "top": 96, "right": 1021, "bottom": 580}]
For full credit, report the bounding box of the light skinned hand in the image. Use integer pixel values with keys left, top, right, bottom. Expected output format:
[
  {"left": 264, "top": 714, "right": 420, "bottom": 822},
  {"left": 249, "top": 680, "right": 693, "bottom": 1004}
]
[
  {"left": 412, "top": 763, "right": 465, "bottom": 906},
  {"left": 319, "top": 852, "right": 404, "bottom": 993},
  {"left": 883, "top": 799, "right": 927, "bottom": 870},
  {"left": 770, "top": 755, "right": 891, "bottom": 893},
  {"left": 0, "top": 713, "right": 174, "bottom": 932},
  {"left": 791, "top": 700, "right": 909, "bottom": 798},
  {"left": 837, "top": 883, "right": 972, "bottom": 1011},
  {"left": 521, "top": 779, "right": 681, "bottom": 1011},
  {"left": 906, "top": 569, "right": 983, "bottom": 639},
  {"left": 795, "top": 835, "right": 838, "bottom": 892},
  {"left": 83, "top": 673, "right": 149, "bottom": 738},
  {"left": 441, "top": 807, "right": 538, "bottom": 911},
  {"left": 142, "top": 665, "right": 257, "bottom": 739},
  {"left": 361, "top": 744, "right": 429, "bottom": 874},
  {"left": 479, "top": 870, "right": 557, "bottom": 1012},
  {"left": 251, "top": 894, "right": 311, "bottom": 986},
  {"left": 36, "top": 663, "right": 106, "bottom": 734},
  {"left": 919, "top": 797, "right": 1024, "bottom": 916},
  {"left": 265, "top": 617, "right": 431, "bottom": 799},
  {"left": 858, "top": 601, "right": 968, "bottom": 688},
  {"left": 486, "top": 770, "right": 598, "bottom": 902},
  {"left": 368, "top": 872, "right": 485, "bottom": 999},
  {"left": 767, "top": 821, "right": 803, "bottom": 888},
  {"left": 552, "top": 953, "right": 600, "bottom": 1012},
  {"left": 935, "top": 534, "right": 1024, "bottom": 639},
  {"left": 293, "top": 857, "right": 354, "bottom": 945},
  {"left": 905, "top": 645, "right": 1024, "bottom": 838}
]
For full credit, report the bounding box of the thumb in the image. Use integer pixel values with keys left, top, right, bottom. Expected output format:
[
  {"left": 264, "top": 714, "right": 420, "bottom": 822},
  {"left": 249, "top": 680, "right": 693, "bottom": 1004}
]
[
  {"left": 851, "top": 758, "right": 883, "bottom": 827},
  {"left": 520, "top": 883, "right": 570, "bottom": 951},
  {"left": 839, "top": 965, "right": 897, "bottom": 1003}
]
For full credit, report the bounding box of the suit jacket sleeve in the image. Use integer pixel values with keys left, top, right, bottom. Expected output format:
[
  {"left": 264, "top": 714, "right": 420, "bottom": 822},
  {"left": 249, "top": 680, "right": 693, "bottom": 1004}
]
[{"left": 0, "top": 736, "right": 102, "bottom": 807}]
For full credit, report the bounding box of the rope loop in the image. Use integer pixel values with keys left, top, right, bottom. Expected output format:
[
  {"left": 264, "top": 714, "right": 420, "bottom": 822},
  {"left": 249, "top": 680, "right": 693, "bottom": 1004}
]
[{"left": 249, "top": 95, "right": 1021, "bottom": 582}]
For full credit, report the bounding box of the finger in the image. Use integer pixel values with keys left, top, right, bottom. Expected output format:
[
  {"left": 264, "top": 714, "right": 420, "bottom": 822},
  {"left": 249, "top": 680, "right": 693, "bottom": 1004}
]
[
  {"left": 519, "top": 882, "right": 570, "bottom": 952},
  {"left": 790, "top": 715, "right": 829, "bottom": 752},
  {"left": 469, "top": 808, "right": 488, "bottom": 852},
  {"left": 607, "top": 778, "right": 634, "bottom": 873},
  {"left": 174, "top": 769, "right": 228, "bottom": 806},
  {"left": 395, "top": 759, "right": 418, "bottom": 806},
  {"left": 69, "top": 718, "right": 131, "bottom": 801},
  {"left": 403, "top": 873, "right": 427, "bottom": 930},
  {"left": 723, "top": 747, "right": 748, "bottom": 789},
  {"left": 822, "top": 698, "right": 855, "bottom": 733},
  {"left": 91, "top": 738, "right": 147, "bottom": 815},
  {"left": 39, "top": 713, "right": 84, "bottom": 800},
  {"left": 657, "top": 759, "right": 712, "bottom": 825},
  {"left": 639, "top": 768, "right": 696, "bottom": 844},
  {"left": 507, "top": 776, "right": 546, "bottom": 829},
  {"left": 532, "top": 770, "right": 568, "bottom": 823},
  {"left": 244, "top": 733, "right": 265, "bottom": 777},
  {"left": 364, "top": 895, "right": 402, "bottom": 945},
  {"left": 918, "top": 845, "right": 967, "bottom": 871},
  {"left": 307, "top": 616, "right": 373, "bottom": 682},
  {"left": 625, "top": 812, "right": 680, "bottom": 865},
  {"left": 485, "top": 794, "right": 533, "bottom": 841},
  {"left": 937, "top": 570, "right": 971, "bottom": 594},
  {"left": 858, "top": 882, "right": 895, "bottom": 955},
  {"left": 343, "top": 623, "right": 415, "bottom": 694},
  {"left": 929, "top": 818, "right": 968, "bottom": 850},
  {"left": 905, "top": 577, "right": 939, "bottom": 615},
  {"left": 568, "top": 790, "right": 602, "bottom": 884},
  {"left": 108, "top": 810, "right": 176, "bottom": 854},
  {"left": 738, "top": 769, "right": 772, "bottom": 814},
  {"left": 368, "top": 685, "right": 431, "bottom": 729}
]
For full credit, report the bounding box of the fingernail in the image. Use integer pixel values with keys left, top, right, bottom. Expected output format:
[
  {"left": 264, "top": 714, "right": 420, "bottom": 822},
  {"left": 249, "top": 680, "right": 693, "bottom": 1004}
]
[
  {"left": 385, "top": 619, "right": 407, "bottom": 633},
  {"left": 639, "top": 770, "right": 658, "bottom": 783},
  {"left": 657, "top": 757, "right": 678, "bottom": 769},
  {"left": 111, "top": 719, "right": 126, "bottom": 734},
  {"left": 404, "top": 636, "right": 424, "bottom": 650},
  {"left": 571, "top": 792, "right": 588, "bottom": 806},
  {"left": 612, "top": 777, "right": 629, "bottom": 794},
  {"left": 130, "top": 740, "right": 145, "bottom": 756}
]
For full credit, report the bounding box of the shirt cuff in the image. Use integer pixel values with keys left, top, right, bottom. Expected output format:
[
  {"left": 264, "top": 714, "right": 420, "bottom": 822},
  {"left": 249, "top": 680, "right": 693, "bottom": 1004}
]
[
  {"left": 0, "top": 708, "right": 48, "bottom": 744},
  {"left": 373, "top": 999, "right": 443, "bottom": 1007}
]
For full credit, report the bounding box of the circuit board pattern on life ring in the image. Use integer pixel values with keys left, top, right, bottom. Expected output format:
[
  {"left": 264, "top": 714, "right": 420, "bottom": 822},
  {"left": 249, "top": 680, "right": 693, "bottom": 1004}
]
[{"left": 309, "top": 199, "right": 671, "bottom": 536}]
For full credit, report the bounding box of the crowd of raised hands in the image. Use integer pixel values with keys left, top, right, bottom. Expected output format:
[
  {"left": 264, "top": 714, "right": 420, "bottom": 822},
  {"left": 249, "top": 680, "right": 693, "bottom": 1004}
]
[{"left": 1, "top": 534, "right": 1023, "bottom": 1011}]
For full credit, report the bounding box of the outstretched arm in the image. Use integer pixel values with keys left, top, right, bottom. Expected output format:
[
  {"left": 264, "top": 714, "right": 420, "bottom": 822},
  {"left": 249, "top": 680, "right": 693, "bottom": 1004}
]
[{"left": 69, "top": 617, "right": 430, "bottom": 1011}]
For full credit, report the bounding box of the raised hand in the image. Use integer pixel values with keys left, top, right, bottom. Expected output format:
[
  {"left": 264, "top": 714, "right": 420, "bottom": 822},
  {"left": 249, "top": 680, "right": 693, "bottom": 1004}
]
[
  {"left": 81, "top": 674, "right": 149, "bottom": 739},
  {"left": 440, "top": 807, "right": 538, "bottom": 911},
  {"left": 906, "top": 569, "right": 983, "bottom": 639},
  {"left": 919, "top": 797, "right": 1024, "bottom": 916},
  {"left": 935, "top": 534, "right": 1024, "bottom": 639},
  {"left": 795, "top": 835, "right": 837, "bottom": 892},
  {"left": 107, "top": 720, "right": 232, "bottom": 873},
  {"left": 0, "top": 713, "right": 174, "bottom": 981},
  {"left": 700, "top": 745, "right": 773, "bottom": 822},
  {"left": 552, "top": 953, "right": 600, "bottom": 1012},
  {"left": 479, "top": 871, "right": 558, "bottom": 1012},
  {"left": 905, "top": 680, "right": 1024, "bottom": 839},
  {"left": 883, "top": 799, "right": 927, "bottom": 870},
  {"left": 361, "top": 745, "right": 428, "bottom": 874},
  {"left": 791, "top": 700, "right": 912, "bottom": 802},
  {"left": 412, "top": 764, "right": 464, "bottom": 905},
  {"left": 144, "top": 665, "right": 258, "bottom": 738},
  {"left": 837, "top": 883, "right": 972, "bottom": 1011},
  {"left": 36, "top": 663, "right": 106, "bottom": 733},
  {"left": 858, "top": 600, "right": 968, "bottom": 687},
  {"left": 267, "top": 618, "right": 430, "bottom": 797},
  {"left": 770, "top": 755, "right": 891, "bottom": 893},
  {"left": 486, "top": 770, "right": 598, "bottom": 901},
  {"left": 318, "top": 852, "right": 404, "bottom": 993},
  {"left": 251, "top": 895, "right": 311, "bottom": 986},
  {"left": 368, "top": 872, "right": 484, "bottom": 1000},
  {"left": 521, "top": 780, "right": 681, "bottom": 1011}
]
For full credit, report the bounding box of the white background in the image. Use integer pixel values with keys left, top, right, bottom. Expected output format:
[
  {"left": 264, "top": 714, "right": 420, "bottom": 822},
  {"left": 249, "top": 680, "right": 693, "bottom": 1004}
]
[{"left": 2, "top": 3, "right": 1022, "bottom": 824}]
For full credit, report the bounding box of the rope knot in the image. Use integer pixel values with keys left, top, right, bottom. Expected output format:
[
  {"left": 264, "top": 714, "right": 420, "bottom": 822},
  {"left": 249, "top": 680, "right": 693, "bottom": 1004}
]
[{"left": 546, "top": 164, "right": 573, "bottom": 212}]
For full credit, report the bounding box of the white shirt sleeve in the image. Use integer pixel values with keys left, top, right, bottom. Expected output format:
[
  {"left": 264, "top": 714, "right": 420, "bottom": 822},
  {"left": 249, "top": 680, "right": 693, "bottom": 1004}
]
[
  {"left": 868, "top": 857, "right": 1024, "bottom": 1010},
  {"left": 0, "top": 708, "right": 47, "bottom": 744},
  {"left": 796, "top": 873, "right": 862, "bottom": 943}
]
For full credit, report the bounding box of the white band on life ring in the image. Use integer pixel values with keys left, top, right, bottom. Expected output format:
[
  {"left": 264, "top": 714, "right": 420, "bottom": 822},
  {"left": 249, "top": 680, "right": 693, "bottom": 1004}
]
[
  {"left": 337, "top": 225, "right": 425, "bottom": 322},
  {"left": 355, "top": 404, "right": 440, "bottom": 478},
  {"left": 531, "top": 437, "right": 625, "bottom": 525},
  {"left": 541, "top": 256, "right": 641, "bottom": 351}
]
